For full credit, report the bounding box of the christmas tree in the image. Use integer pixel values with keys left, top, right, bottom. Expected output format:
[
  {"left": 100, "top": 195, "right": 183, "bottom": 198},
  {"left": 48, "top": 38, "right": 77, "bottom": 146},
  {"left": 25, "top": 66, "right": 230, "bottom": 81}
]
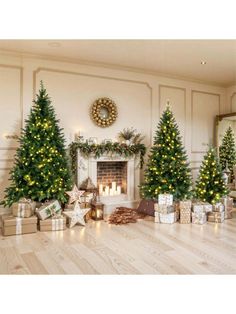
[
  {"left": 219, "top": 126, "right": 236, "bottom": 178},
  {"left": 2, "top": 82, "right": 72, "bottom": 206},
  {"left": 141, "top": 104, "right": 192, "bottom": 200},
  {"left": 195, "top": 147, "right": 228, "bottom": 204}
]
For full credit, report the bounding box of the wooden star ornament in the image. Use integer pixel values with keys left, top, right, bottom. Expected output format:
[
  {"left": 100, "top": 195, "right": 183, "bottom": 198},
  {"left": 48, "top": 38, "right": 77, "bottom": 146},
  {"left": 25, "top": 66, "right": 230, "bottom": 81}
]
[
  {"left": 66, "top": 184, "right": 85, "bottom": 204},
  {"left": 63, "top": 200, "right": 90, "bottom": 228}
]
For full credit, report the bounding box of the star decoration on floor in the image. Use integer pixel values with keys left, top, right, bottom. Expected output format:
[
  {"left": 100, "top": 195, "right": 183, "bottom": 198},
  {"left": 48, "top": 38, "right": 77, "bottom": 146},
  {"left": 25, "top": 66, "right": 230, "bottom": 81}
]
[
  {"left": 63, "top": 200, "right": 90, "bottom": 228},
  {"left": 66, "top": 184, "right": 85, "bottom": 204}
]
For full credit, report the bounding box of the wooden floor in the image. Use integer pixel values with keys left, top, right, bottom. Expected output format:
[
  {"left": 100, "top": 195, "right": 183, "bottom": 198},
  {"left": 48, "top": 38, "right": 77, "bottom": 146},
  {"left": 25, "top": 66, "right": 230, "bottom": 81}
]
[{"left": 0, "top": 216, "right": 236, "bottom": 274}]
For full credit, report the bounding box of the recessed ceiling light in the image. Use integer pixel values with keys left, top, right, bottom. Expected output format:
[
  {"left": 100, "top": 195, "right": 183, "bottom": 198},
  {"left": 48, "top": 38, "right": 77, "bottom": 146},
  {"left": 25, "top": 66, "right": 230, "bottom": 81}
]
[
  {"left": 201, "top": 61, "right": 207, "bottom": 65},
  {"left": 48, "top": 42, "right": 61, "bottom": 48}
]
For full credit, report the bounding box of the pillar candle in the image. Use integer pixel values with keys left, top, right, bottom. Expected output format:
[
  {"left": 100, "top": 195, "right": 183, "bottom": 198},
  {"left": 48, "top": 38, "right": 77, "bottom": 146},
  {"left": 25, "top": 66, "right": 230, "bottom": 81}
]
[
  {"left": 99, "top": 184, "right": 103, "bottom": 195},
  {"left": 117, "top": 186, "right": 121, "bottom": 195},
  {"left": 112, "top": 181, "right": 116, "bottom": 191}
]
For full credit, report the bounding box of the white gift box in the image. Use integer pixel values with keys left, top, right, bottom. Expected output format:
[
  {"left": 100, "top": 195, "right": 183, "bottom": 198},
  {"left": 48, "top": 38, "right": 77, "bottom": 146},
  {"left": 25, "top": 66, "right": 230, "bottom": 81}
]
[
  {"left": 212, "top": 203, "right": 224, "bottom": 213},
  {"left": 192, "top": 212, "right": 207, "bottom": 225},
  {"left": 160, "top": 212, "right": 177, "bottom": 224},
  {"left": 154, "top": 203, "right": 174, "bottom": 214},
  {"left": 36, "top": 200, "right": 61, "bottom": 220},
  {"left": 192, "top": 202, "right": 212, "bottom": 214},
  {"left": 158, "top": 194, "right": 173, "bottom": 206}
]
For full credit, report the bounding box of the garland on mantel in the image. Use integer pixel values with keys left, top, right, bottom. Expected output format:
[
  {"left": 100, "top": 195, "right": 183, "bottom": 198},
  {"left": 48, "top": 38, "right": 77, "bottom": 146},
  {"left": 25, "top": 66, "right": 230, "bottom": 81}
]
[{"left": 69, "top": 141, "right": 146, "bottom": 179}]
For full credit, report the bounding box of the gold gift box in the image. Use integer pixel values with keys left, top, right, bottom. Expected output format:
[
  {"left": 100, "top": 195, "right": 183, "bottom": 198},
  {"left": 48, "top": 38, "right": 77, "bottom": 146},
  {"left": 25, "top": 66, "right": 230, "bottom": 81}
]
[
  {"left": 2, "top": 215, "right": 37, "bottom": 236},
  {"left": 39, "top": 216, "right": 66, "bottom": 231},
  {"left": 12, "top": 199, "right": 36, "bottom": 218},
  {"left": 207, "top": 211, "right": 225, "bottom": 223}
]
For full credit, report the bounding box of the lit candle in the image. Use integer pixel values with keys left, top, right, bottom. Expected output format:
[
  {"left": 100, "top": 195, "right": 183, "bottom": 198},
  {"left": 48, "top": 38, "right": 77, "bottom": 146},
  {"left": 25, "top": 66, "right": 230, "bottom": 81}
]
[
  {"left": 112, "top": 181, "right": 116, "bottom": 192},
  {"left": 99, "top": 184, "right": 103, "bottom": 195},
  {"left": 117, "top": 186, "right": 121, "bottom": 195},
  {"left": 109, "top": 188, "right": 114, "bottom": 196},
  {"left": 105, "top": 186, "right": 109, "bottom": 195}
]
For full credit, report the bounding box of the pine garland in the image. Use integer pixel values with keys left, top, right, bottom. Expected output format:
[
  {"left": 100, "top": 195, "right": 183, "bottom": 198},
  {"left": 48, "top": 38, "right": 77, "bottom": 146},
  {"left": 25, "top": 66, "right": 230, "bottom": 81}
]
[{"left": 69, "top": 141, "right": 146, "bottom": 179}]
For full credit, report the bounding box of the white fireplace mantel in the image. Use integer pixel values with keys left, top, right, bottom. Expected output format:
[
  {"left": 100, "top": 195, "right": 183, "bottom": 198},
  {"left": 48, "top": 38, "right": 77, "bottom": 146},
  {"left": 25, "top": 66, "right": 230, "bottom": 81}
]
[{"left": 77, "top": 151, "right": 141, "bottom": 214}]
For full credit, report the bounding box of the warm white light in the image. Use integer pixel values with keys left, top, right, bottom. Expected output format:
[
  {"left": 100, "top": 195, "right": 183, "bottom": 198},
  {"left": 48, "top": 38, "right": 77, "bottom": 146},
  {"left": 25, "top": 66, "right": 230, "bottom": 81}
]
[{"left": 201, "top": 61, "right": 207, "bottom": 65}]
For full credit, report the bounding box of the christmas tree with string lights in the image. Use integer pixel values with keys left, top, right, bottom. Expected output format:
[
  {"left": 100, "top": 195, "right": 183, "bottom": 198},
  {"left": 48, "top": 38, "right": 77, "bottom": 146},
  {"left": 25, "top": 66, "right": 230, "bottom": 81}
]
[
  {"left": 141, "top": 104, "right": 192, "bottom": 200},
  {"left": 195, "top": 147, "right": 228, "bottom": 204},
  {"left": 219, "top": 126, "right": 236, "bottom": 179},
  {"left": 2, "top": 82, "right": 72, "bottom": 206}
]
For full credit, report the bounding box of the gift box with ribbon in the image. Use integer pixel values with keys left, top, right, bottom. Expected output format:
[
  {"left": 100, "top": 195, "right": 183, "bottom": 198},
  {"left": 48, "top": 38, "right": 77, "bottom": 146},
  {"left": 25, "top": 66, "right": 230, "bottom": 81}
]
[
  {"left": 192, "top": 212, "right": 207, "bottom": 225},
  {"left": 12, "top": 198, "right": 36, "bottom": 218},
  {"left": 39, "top": 214, "right": 66, "bottom": 231},
  {"left": 192, "top": 202, "right": 212, "bottom": 214},
  {"left": 179, "top": 200, "right": 192, "bottom": 224},
  {"left": 221, "top": 197, "right": 233, "bottom": 219},
  {"left": 159, "top": 212, "right": 177, "bottom": 224},
  {"left": 158, "top": 194, "right": 173, "bottom": 206},
  {"left": 2, "top": 215, "right": 37, "bottom": 236},
  {"left": 207, "top": 211, "right": 225, "bottom": 223},
  {"left": 36, "top": 200, "right": 61, "bottom": 220},
  {"left": 154, "top": 203, "right": 175, "bottom": 214},
  {"left": 212, "top": 202, "right": 224, "bottom": 212}
]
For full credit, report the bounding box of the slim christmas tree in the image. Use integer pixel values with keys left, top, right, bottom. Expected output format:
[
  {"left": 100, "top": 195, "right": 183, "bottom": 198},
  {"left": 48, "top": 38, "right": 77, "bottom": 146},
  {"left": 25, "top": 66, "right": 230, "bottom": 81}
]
[
  {"left": 3, "top": 82, "right": 72, "bottom": 206},
  {"left": 141, "top": 104, "right": 192, "bottom": 200},
  {"left": 195, "top": 147, "right": 228, "bottom": 204},
  {"left": 219, "top": 126, "right": 236, "bottom": 177}
]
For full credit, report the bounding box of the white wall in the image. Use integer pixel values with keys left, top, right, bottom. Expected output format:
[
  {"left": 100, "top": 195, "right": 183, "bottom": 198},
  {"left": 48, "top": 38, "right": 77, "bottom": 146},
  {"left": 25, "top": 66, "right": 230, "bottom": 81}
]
[{"left": 0, "top": 51, "right": 228, "bottom": 207}]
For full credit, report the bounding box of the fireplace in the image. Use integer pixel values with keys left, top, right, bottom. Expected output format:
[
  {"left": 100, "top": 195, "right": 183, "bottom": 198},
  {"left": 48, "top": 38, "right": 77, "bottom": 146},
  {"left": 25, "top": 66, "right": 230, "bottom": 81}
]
[
  {"left": 97, "top": 161, "right": 127, "bottom": 196},
  {"left": 77, "top": 152, "right": 140, "bottom": 214}
]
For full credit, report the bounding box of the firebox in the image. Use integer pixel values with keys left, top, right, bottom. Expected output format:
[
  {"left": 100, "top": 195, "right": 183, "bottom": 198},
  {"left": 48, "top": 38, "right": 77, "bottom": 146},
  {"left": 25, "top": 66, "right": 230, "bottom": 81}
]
[{"left": 97, "top": 161, "right": 127, "bottom": 196}]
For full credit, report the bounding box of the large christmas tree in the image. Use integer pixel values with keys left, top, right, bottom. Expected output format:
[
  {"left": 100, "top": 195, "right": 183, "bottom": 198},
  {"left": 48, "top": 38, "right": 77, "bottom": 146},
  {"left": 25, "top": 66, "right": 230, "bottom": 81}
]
[
  {"left": 219, "top": 126, "right": 236, "bottom": 178},
  {"left": 141, "top": 105, "right": 192, "bottom": 200},
  {"left": 3, "top": 82, "right": 72, "bottom": 206},
  {"left": 195, "top": 147, "right": 228, "bottom": 204}
]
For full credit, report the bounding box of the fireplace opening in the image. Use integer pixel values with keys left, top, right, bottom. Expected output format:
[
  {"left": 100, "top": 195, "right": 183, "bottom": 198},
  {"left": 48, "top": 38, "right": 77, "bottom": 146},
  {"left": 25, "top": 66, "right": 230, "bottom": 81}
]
[{"left": 97, "top": 161, "right": 127, "bottom": 196}]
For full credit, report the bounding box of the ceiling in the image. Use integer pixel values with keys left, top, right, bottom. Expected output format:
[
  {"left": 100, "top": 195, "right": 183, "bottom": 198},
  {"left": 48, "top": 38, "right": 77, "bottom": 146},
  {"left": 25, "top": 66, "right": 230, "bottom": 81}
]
[{"left": 0, "top": 40, "right": 236, "bottom": 86}]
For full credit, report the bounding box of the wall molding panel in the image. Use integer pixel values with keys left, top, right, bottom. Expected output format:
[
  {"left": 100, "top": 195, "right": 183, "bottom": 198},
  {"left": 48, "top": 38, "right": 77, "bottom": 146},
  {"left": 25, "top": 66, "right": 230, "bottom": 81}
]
[{"left": 191, "top": 90, "right": 220, "bottom": 154}]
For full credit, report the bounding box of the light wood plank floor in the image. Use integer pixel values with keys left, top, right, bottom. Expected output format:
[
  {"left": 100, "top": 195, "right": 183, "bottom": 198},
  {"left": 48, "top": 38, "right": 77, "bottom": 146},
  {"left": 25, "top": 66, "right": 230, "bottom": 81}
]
[{"left": 0, "top": 216, "right": 236, "bottom": 274}]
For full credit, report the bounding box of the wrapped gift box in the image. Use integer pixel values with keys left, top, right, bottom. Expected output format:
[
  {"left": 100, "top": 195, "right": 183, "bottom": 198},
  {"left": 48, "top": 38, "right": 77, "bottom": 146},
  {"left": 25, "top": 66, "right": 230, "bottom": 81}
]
[
  {"left": 158, "top": 194, "right": 173, "bottom": 206},
  {"left": 207, "top": 211, "right": 225, "bottom": 223},
  {"left": 192, "top": 212, "right": 207, "bottom": 225},
  {"left": 192, "top": 202, "right": 212, "bottom": 214},
  {"left": 2, "top": 215, "right": 37, "bottom": 236},
  {"left": 179, "top": 200, "right": 192, "bottom": 210},
  {"left": 180, "top": 201, "right": 191, "bottom": 224},
  {"left": 160, "top": 212, "right": 177, "bottom": 224},
  {"left": 221, "top": 197, "right": 233, "bottom": 219},
  {"left": 212, "top": 203, "right": 224, "bottom": 212},
  {"left": 36, "top": 200, "right": 61, "bottom": 220},
  {"left": 39, "top": 216, "right": 66, "bottom": 231},
  {"left": 154, "top": 204, "right": 174, "bottom": 214},
  {"left": 137, "top": 199, "right": 155, "bottom": 216},
  {"left": 12, "top": 198, "right": 36, "bottom": 218}
]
